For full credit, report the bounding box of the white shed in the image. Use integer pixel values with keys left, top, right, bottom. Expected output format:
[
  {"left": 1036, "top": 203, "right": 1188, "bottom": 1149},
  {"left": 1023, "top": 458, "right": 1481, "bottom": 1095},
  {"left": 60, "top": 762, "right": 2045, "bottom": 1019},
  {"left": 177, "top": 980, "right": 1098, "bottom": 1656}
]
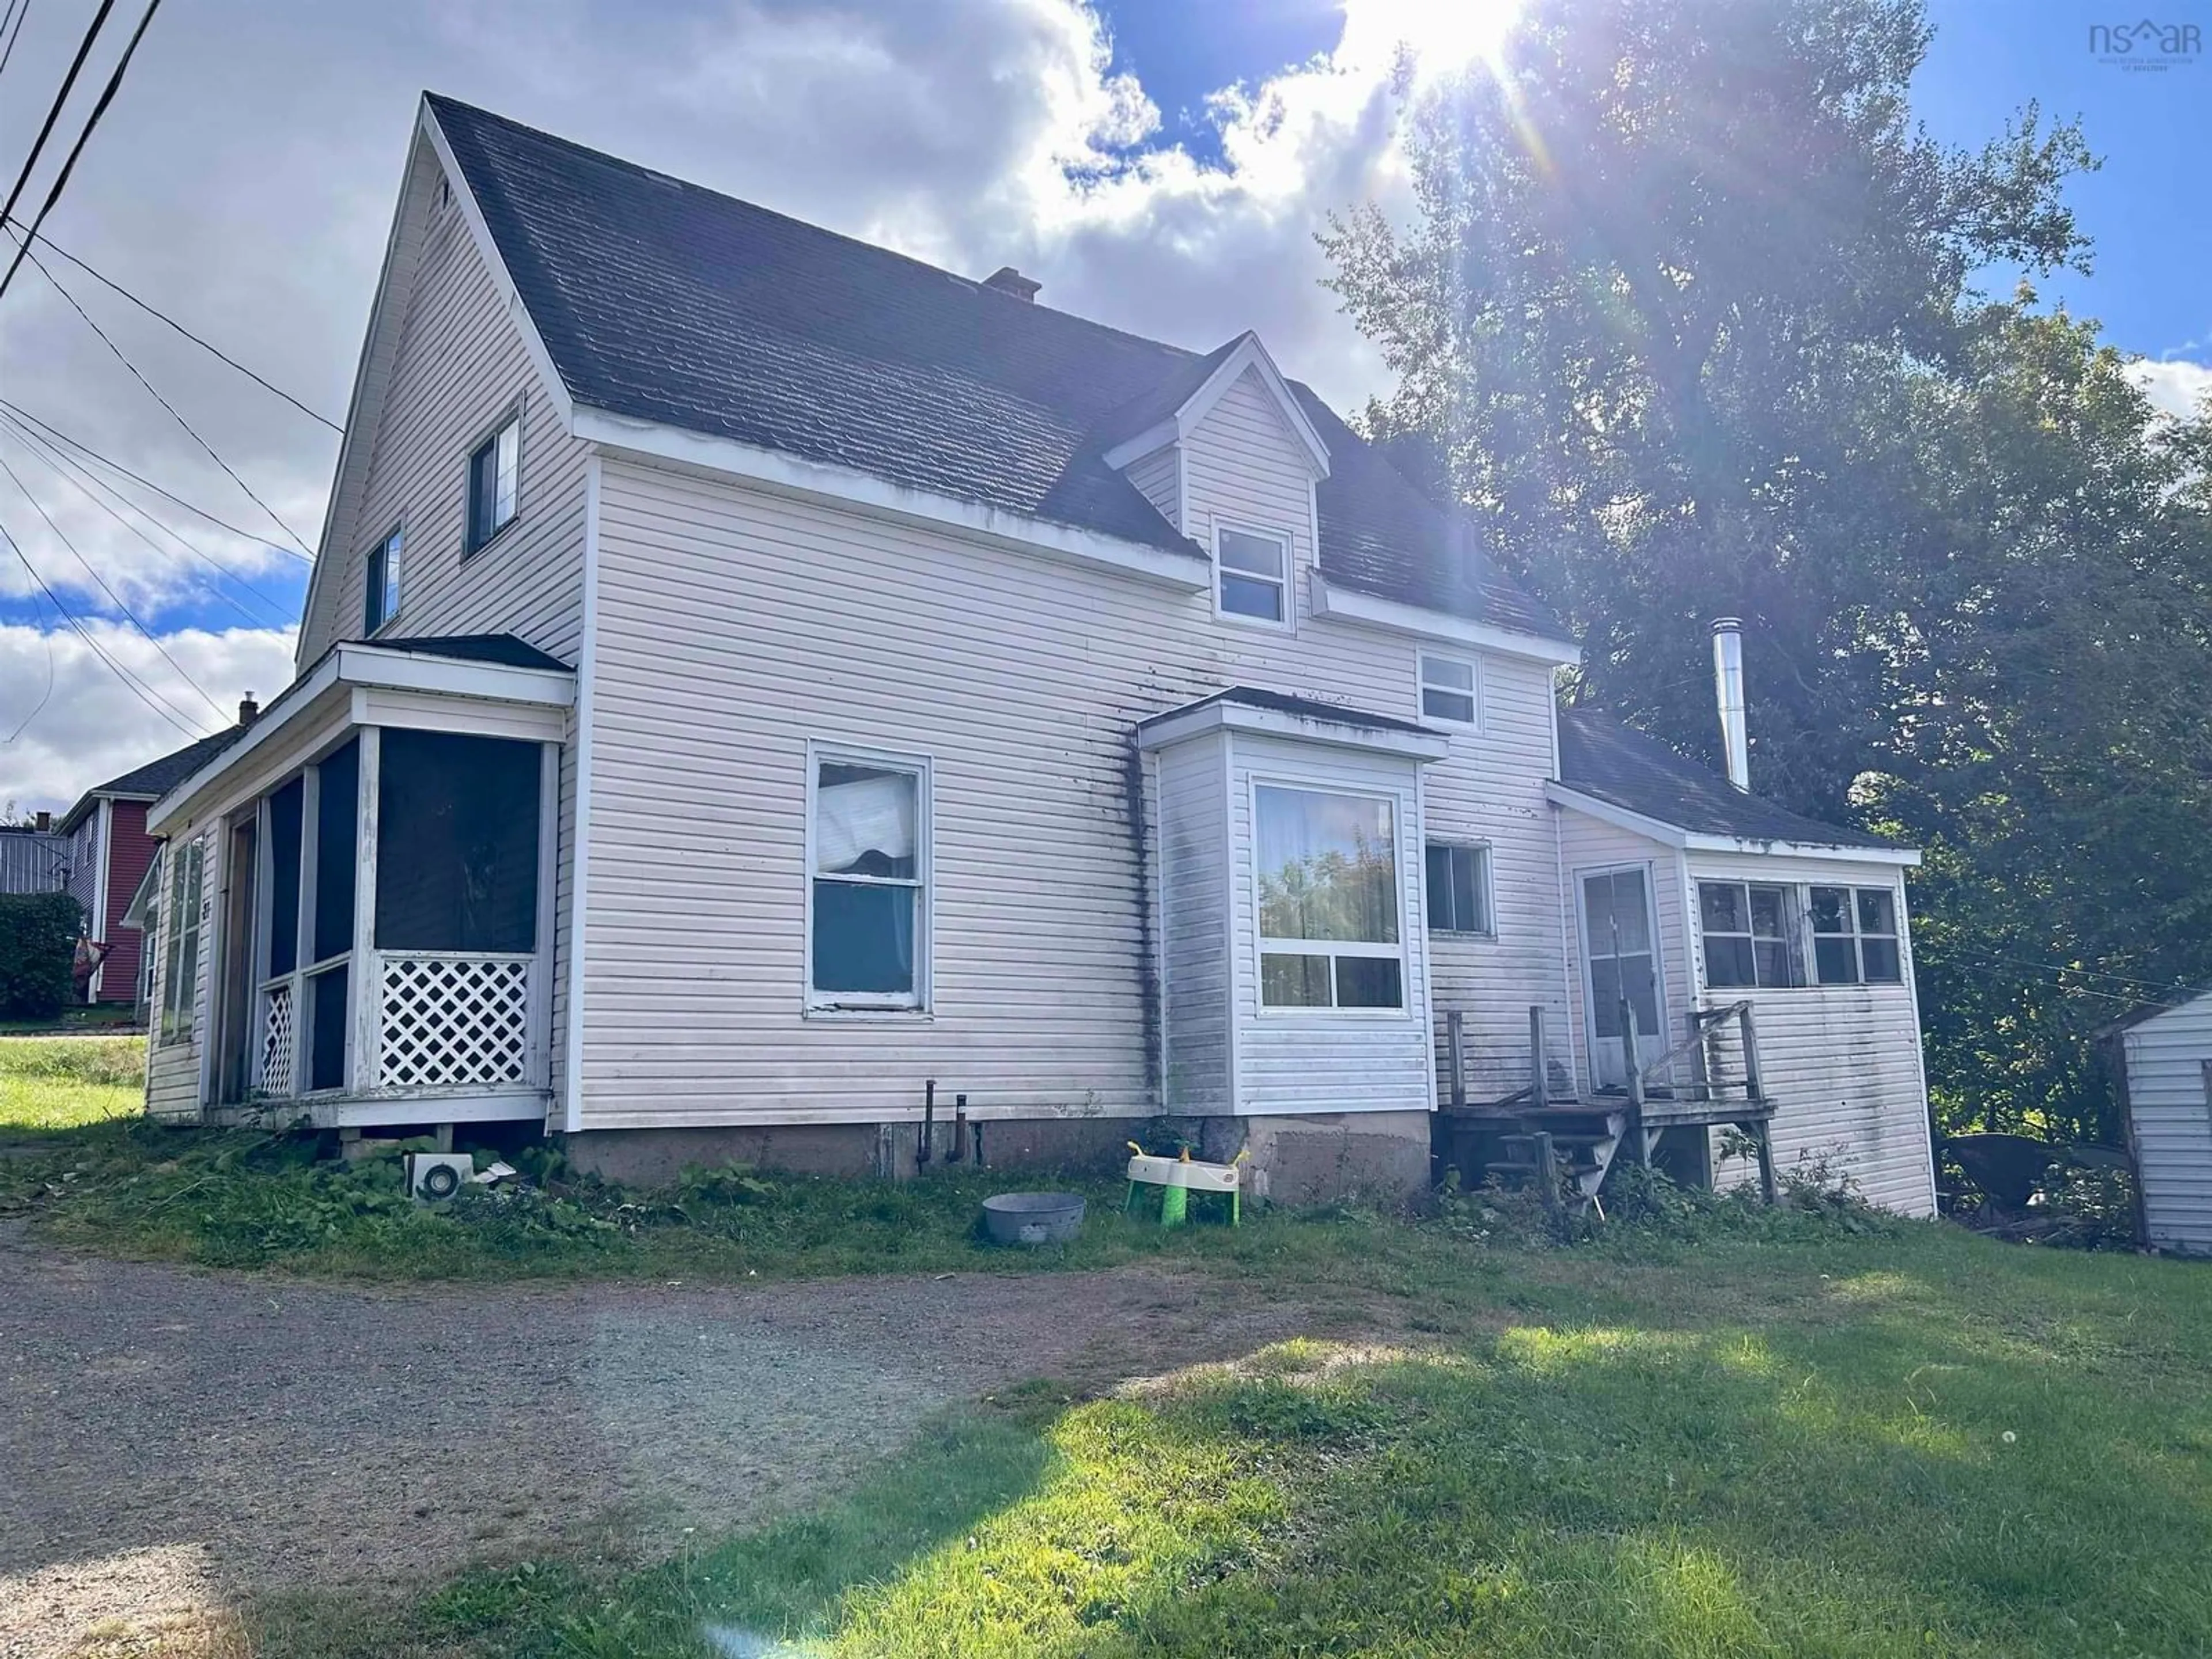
[{"left": 2109, "top": 988, "right": 2212, "bottom": 1255}]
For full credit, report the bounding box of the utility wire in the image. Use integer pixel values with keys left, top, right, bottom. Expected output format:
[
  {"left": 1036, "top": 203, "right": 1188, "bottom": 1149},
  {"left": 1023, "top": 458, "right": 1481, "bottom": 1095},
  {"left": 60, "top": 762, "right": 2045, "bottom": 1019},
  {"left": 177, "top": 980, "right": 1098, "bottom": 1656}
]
[
  {"left": 0, "top": 0, "right": 165, "bottom": 302},
  {"left": 11, "top": 233, "right": 316, "bottom": 554},
  {"left": 0, "top": 396, "right": 309, "bottom": 559},
  {"left": 0, "top": 406, "right": 293, "bottom": 628},
  {"left": 3, "top": 583, "right": 59, "bottom": 744},
  {"left": 0, "top": 0, "right": 119, "bottom": 231},
  {"left": 0, "top": 0, "right": 33, "bottom": 85},
  {"left": 0, "top": 522, "right": 206, "bottom": 739},
  {"left": 6, "top": 219, "right": 344, "bottom": 431},
  {"left": 0, "top": 448, "right": 228, "bottom": 725},
  {"left": 1916, "top": 947, "right": 2187, "bottom": 1012},
  {"left": 1922, "top": 940, "right": 2187, "bottom": 999}
]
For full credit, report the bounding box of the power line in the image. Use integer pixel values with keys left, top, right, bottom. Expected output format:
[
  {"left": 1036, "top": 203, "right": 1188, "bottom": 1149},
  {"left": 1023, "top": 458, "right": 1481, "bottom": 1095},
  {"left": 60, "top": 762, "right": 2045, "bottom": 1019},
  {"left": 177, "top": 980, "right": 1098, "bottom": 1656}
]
[
  {"left": 0, "top": 0, "right": 165, "bottom": 302},
  {"left": 0, "top": 448, "right": 227, "bottom": 725},
  {"left": 0, "top": 523, "right": 207, "bottom": 740},
  {"left": 5, "top": 219, "right": 343, "bottom": 431},
  {"left": 0, "top": 0, "right": 33, "bottom": 85},
  {"left": 0, "top": 0, "right": 119, "bottom": 230},
  {"left": 3, "top": 584, "right": 58, "bottom": 744},
  {"left": 0, "top": 396, "right": 311, "bottom": 559},
  {"left": 1923, "top": 940, "right": 2186, "bottom": 999},
  {"left": 12, "top": 234, "right": 317, "bottom": 554},
  {"left": 0, "top": 406, "right": 293, "bottom": 628}
]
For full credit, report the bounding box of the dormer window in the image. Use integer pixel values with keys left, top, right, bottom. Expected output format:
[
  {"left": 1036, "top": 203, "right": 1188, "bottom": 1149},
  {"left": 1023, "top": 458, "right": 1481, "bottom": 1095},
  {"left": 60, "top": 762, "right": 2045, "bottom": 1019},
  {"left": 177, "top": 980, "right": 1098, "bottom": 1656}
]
[{"left": 1215, "top": 524, "right": 1289, "bottom": 626}]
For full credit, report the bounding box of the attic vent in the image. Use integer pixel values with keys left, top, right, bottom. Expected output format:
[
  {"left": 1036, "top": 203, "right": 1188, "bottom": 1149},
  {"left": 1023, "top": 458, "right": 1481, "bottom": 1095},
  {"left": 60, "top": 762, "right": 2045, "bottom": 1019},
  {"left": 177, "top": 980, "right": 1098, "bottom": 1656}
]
[{"left": 981, "top": 266, "right": 1041, "bottom": 302}]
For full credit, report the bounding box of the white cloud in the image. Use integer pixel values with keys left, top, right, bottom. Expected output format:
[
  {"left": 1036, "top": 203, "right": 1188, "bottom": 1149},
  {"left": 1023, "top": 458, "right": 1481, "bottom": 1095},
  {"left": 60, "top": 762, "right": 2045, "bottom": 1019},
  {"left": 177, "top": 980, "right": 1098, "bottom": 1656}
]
[
  {"left": 2133, "top": 358, "right": 2212, "bottom": 422},
  {"left": 0, "top": 624, "right": 296, "bottom": 814}
]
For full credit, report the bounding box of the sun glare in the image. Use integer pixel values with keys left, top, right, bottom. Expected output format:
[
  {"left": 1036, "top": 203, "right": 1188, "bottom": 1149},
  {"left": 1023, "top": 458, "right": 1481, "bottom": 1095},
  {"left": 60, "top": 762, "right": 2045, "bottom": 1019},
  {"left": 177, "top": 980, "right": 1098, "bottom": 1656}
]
[{"left": 1347, "top": 0, "right": 1526, "bottom": 83}]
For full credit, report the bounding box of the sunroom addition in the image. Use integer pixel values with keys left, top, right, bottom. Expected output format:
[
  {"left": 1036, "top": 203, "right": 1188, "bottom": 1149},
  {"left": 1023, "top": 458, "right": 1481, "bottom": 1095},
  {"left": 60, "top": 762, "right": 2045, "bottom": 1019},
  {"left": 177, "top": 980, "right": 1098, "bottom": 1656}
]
[{"left": 147, "top": 637, "right": 573, "bottom": 1128}]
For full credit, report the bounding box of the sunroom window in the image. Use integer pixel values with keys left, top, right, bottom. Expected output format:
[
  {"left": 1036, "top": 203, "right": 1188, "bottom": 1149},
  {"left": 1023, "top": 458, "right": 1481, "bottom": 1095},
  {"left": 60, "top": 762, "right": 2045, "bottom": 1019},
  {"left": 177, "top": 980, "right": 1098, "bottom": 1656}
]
[
  {"left": 158, "top": 838, "right": 206, "bottom": 1045},
  {"left": 811, "top": 755, "right": 927, "bottom": 1009},
  {"left": 1255, "top": 784, "right": 1403, "bottom": 1010},
  {"left": 1699, "top": 881, "right": 1798, "bottom": 988},
  {"left": 1216, "top": 525, "right": 1288, "bottom": 624},
  {"left": 1810, "top": 886, "right": 1902, "bottom": 985}
]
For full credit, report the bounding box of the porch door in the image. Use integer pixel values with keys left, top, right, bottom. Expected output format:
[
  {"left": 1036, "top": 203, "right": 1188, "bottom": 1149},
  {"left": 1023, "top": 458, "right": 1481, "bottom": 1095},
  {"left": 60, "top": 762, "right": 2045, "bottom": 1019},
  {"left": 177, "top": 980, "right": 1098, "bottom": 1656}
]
[{"left": 1580, "top": 866, "right": 1664, "bottom": 1090}]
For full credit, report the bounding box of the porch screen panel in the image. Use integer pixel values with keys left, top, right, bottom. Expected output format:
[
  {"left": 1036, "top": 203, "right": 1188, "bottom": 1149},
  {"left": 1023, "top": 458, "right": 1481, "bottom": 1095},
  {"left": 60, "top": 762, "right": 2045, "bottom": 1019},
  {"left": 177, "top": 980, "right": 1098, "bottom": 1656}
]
[
  {"left": 313, "top": 739, "right": 358, "bottom": 963},
  {"left": 308, "top": 963, "right": 348, "bottom": 1091},
  {"left": 374, "top": 730, "right": 540, "bottom": 952},
  {"left": 267, "top": 777, "right": 303, "bottom": 978}
]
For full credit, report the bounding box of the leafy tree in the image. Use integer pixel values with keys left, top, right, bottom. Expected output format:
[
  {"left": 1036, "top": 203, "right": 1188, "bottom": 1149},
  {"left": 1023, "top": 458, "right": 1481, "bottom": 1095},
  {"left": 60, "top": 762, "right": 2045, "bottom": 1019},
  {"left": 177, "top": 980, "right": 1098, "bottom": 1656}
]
[{"left": 1327, "top": 0, "right": 2212, "bottom": 1139}]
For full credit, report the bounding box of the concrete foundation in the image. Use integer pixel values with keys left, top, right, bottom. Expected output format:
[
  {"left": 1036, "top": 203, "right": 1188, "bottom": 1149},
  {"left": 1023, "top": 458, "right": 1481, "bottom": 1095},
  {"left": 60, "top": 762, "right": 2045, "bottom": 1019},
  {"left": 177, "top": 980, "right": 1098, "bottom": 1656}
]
[{"left": 565, "top": 1109, "right": 1433, "bottom": 1204}]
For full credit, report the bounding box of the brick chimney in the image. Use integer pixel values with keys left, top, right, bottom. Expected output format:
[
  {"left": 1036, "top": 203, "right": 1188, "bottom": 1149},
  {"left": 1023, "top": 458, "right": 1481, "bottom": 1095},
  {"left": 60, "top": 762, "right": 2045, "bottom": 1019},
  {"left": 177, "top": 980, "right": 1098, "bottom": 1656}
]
[
  {"left": 33, "top": 810, "right": 50, "bottom": 832},
  {"left": 238, "top": 693, "right": 260, "bottom": 728},
  {"left": 981, "top": 266, "right": 1040, "bottom": 302}
]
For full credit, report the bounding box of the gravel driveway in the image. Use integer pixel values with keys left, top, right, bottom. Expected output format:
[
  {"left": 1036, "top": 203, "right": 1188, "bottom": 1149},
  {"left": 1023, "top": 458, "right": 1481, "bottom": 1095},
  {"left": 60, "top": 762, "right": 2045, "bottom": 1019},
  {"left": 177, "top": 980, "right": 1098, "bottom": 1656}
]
[{"left": 0, "top": 1224, "right": 1315, "bottom": 1658}]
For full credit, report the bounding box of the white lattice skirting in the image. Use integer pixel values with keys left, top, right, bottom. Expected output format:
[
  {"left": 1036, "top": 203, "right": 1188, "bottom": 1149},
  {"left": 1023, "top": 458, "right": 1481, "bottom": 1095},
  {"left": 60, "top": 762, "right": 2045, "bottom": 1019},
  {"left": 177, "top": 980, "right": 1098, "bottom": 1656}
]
[
  {"left": 260, "top": 982, "right": 296, "bottom": 1098},
  {"left": 377, "top": 954, "right": 532, "bottom": 1089}
]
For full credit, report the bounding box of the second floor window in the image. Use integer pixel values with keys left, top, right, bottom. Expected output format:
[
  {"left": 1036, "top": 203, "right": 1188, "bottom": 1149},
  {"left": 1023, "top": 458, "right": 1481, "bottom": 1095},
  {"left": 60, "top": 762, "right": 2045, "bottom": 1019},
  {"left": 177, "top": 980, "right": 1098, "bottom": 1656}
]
[
  {"left": 1215, "top": 525, "right": 1289, "bottom": 624},
  {"left": 465, "top": 415, "right": 520, "bottom": 556},
  {"left": 1419, "top": 653, "right": 1478, "bottom": 725},
  {"left": 364, "top": 527, "right": 402, "bottom": 634}
]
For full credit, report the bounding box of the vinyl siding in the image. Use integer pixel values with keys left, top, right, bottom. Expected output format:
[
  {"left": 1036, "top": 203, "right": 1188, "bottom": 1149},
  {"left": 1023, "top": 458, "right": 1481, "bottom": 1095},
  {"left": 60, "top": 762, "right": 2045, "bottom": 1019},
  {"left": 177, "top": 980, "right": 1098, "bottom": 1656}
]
[
  {"left": 1230, "top": 733, "right": 1433, "bottom": 1115},
  {"left": 64, "top": 813, "right": 98, "bottom": 927},
  {"left": 144, "top": 827, "right": 217, "bottom": 1121},
  {"left": 95, "top": 800, "right": 155, "bottom": 1005},
  {"left": 297, "top": 157, "right": 588, "bottom": 1119},
  {"left": 1124, "top": 445, "right": 1181, "bottom": 531},
  {"left": 1554, "top": 808, "right": 1689, "bottom": 1096},
  {"left": 2121, "top": 995, "right": 2212, "bottom": 1253},
  {"left": 578, "top": 435, "right": 1565, "bottom": 1128},
  {"left": 1155, "top": 732, "right": 1232, "bottom": 1111},
  {"left": 1182, "top": 369, "right": 1312, "bottom": 620},
  {"left": 0, "top": 829, "right": 66, "bottom": 892},
  {"left": 1685, "top": 854, "right": 1934, "bottom": 1216}
]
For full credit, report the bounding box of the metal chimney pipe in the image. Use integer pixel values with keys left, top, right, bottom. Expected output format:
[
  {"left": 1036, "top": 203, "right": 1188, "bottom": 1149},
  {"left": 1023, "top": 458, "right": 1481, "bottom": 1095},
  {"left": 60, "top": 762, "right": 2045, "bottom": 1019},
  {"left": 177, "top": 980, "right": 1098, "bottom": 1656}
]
[{"left": 1710, "top": 618, "right": 1749, "bottom": 792}]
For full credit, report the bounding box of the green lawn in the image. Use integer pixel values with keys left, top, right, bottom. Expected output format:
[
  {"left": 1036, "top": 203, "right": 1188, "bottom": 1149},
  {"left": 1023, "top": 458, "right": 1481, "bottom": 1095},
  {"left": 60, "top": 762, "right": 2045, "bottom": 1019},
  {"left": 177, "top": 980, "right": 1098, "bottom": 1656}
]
[
  {"left": 0, "top": 1033, "right": 144, "bottom": 1131},
  {"left": 6, "top": 1050, "right": 2210, "bottom": 1657}
]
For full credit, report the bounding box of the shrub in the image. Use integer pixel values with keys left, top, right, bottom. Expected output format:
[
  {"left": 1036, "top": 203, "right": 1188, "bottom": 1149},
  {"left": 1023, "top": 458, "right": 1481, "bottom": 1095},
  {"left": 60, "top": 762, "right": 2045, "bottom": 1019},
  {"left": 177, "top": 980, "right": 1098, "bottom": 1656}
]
[{"left": 0, "top": 892, "right": 84, "bottom": 1021}]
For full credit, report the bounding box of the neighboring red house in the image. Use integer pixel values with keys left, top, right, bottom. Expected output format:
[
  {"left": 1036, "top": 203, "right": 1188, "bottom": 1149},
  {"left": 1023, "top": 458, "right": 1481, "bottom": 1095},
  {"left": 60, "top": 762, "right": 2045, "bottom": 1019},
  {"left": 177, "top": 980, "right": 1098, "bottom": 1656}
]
[{"left": 56, "top": 705, "right": 256, "bottom": 1005}]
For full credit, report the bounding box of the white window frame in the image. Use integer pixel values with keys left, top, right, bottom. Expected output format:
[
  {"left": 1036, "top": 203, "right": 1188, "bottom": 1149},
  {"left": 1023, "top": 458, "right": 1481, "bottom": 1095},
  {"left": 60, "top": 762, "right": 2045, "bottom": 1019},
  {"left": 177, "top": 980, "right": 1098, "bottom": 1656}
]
[
  {"left": 1249, "top": 777, "right": 1412, "bottom": 1019},
  {"left": 804, "top": 741, "right": 933, "bottom": 1016},
  {"left": 1808, "top": 884, "right": 1903, "bottom": 986},
  {"left": 1211, "top": 520, "right": 1293, "bottom": 631},
  {"left": 463, "top": 408, "right": 521, "bottom": 559},
  {"left": 363, "top": 522, "right": 403, "bottom": 636},
  {"left": 1696, "top": 880, "right": 1802, "bottom": 990},
  {"left": 1425, "top": 839, "right": 1495, "bottom": 937},
  {"left": 158, "top": 836, "right": 206, "bottom": 1046},
  {"left": 1418, "top": 652, "right": 1481, "bottom": 729}
]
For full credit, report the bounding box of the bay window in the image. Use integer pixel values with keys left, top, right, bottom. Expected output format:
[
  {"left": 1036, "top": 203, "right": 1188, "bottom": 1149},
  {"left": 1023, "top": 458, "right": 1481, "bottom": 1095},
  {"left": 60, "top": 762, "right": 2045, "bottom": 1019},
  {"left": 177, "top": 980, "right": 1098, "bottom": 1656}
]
[
  {"left": 810, "top": 752, "right": 929, "bottom": 1010},
  {"left": 1255, "top": 783, "right": 1404, "bottom": 1010}
]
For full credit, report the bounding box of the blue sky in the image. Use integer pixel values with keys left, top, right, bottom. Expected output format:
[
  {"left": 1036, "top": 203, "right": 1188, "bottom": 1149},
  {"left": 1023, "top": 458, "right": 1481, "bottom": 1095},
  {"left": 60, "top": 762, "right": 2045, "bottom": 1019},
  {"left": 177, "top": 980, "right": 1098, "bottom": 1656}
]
[{"left": 0, "top": 0, "right": 2204, "bottom": 809}]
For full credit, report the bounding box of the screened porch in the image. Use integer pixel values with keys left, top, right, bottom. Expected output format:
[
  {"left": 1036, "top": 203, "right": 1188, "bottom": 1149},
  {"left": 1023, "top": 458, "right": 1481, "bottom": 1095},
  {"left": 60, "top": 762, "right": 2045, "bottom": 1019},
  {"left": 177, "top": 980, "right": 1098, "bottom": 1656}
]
[{"left": 149, "top": 637, "right": 573, "bottom": 1128}]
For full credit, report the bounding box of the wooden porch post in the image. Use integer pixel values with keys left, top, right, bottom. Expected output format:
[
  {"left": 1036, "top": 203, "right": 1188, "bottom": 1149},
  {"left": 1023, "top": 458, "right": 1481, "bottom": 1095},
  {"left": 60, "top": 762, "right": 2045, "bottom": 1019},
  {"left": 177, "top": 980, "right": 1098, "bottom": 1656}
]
[
  {"left": 1622, "top": 998, "right": 1650, "bottom": 1168},
  {"left": 1753, "top": 1119, "right": 1778, "bottom": 1206},
  {"left": 529, "top": 740, "right": 560, "bottom": 1092},
  {"left": 349, "top": 726, "right": 381, "bottom": 1094},
  {"left": 1529, "top": 1005, "right": 1548, "bottom": 1111},
  {"left": 1445, "top": 1010, "right": 1466, "bottom": 1111}
]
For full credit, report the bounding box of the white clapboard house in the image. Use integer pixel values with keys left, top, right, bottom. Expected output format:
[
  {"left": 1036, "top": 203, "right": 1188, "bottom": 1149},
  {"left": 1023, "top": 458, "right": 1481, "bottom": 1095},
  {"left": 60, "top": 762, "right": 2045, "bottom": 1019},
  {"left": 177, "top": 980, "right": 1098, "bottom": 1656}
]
[{"left": 139, "top": 96, "right": 1934, "bottom": 1209}]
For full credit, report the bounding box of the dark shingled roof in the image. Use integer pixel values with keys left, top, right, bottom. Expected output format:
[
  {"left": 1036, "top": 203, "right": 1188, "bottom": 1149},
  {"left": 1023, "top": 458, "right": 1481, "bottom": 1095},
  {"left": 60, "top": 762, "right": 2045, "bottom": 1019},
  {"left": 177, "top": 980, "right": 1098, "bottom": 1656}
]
[
  {"left": 58, "top": 725, "right": 252, "bottom": 832},
  {"left": 370, "top": 633, "right": 572, "bottom": 672},
  {"left": 1556, "top": 707, "right": 1901, "bottom": 851},
  {"left": 426, "top": 95, "right": 1567, "bottom": 646},
  {"left": 1141, "top": 685, "right": 1440, "bottom": 738}
]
